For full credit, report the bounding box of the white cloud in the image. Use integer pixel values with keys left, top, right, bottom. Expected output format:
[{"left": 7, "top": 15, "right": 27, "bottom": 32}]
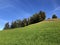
[
  {"left": 53, "top": 7, "right": 60, "bottom": 12},
  {"left": 48, "top": 6, "right": 60, "bottom": 14}
]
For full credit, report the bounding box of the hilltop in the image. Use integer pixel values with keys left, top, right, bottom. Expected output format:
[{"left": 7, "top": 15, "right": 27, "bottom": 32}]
[{"left": 0, "top": 19, "right": 60, "bottom": 45}]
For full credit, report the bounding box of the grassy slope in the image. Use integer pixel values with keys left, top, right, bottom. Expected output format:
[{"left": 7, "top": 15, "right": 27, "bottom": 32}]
[{"left": 0, "top": 19, "right": 60, "bottom": 45}]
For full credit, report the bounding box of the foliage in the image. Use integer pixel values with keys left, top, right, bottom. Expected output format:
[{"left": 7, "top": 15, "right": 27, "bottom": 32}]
[
  {"left": 4, "top": 11, "right": 46, "bottom": 29},
  {"left": 22, "top": 18, "right": 28, "bottom": 26},
  {"left": 28, "top": 11, "right": 46, "bottom": 24},
  {"left": 38, "top": 11, "right": 46, "bottom": 21},
  {"left": 4, "top": 22, "right": 10, "bottom": 30},
  {"left": 16, "top": 20, "right": 22, "bottom": 27},
  {"left": 10, "top": 21, "right": 18, "bottom": 28},
  {"left": 52, "top": 14, "right": 57, "bottom": 19}
]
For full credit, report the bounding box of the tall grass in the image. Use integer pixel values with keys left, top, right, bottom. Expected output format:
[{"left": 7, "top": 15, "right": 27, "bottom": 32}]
[{"left": 0, "top": 19, "right": 60, "bottom": 45}]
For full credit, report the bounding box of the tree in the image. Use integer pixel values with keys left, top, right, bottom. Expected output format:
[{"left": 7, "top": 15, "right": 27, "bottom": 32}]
[
  {"left": 21, "top": 21, "right": 25, "bottom": 27},
  {"left": 28, "top": 11, "right": 46, "bottom": 24},
  {"left": 4, "top": 22, "right": 10, "bottom": 30},
  {"left": 28, "top": 18, "right": 30, "bottom": 25},
  {"left": 22, "top": 18, "right": 28, "bottom": 26},
  {"left": 29, "top": 16, "right": 34, "bottom": 24},
  {"left": 38, "top": 11, "right": 46, "bottom": 21},
  {"left": 4, "top": 11, "right": 46, "bottom": 30},
  {"left": 10, "top": 21, "right": 18, "bottom": 28},
  {"left": 32, "top": 14, "right": 40, "bottom": 23},
  {"left": 48, "top": 18, "right": 50, "bottom": 19},
  {"left": 52, "top": 14, "right": 57, "bottom": 19},
  {"left": 16, "top": 20, "right": 22, "bottom": 28}
]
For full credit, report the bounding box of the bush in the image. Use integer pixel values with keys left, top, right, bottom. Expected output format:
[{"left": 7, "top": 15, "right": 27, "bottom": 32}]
[{"left": 52, "top": 14, "right": 57, "bottom": 19}]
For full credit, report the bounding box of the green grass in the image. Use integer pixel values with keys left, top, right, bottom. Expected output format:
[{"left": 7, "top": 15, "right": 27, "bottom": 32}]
[{"left": 0, "top": 19, "right": 60, "bottom": 45}]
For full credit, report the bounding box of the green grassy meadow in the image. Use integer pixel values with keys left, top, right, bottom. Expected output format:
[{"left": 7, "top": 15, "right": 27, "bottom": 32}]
[{"left": 0, "top": 19, "right": 60, "bottom": 45}]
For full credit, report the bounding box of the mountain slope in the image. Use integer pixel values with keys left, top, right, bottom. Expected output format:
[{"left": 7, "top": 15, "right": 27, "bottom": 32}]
[{"left": 0, "top": 19, "right": 60, "bottom": 45}]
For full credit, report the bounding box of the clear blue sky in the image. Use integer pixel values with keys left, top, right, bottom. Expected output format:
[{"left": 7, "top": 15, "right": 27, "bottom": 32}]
[{"left": 0, "top": 0, "right": 60, "bottom": 30}]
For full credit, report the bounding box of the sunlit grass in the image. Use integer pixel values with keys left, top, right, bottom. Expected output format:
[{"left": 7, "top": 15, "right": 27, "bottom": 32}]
[{"left": 0, "top": 19, "right": 60, "bottom": 45}]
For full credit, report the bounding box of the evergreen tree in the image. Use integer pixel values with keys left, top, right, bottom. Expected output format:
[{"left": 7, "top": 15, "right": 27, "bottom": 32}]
[
  {"left": 38, "top": 11, "right": 46, "bottom": 21},
  {"left": 11, "top": 21, "right": 18, "bottom": 28},
  {"left": 29, "top": 16, "right": 34, "bottom": 24},
  {"left": 22, "top": 18, "right": 28, "bottom": 26},
  {"left": 52, "top": 14, "right": 57, "bottom": 19},
  {"left": 3, "top": 11, "right": 46, "bottom": 30},
  {"left": 4, "top": 22, "right": 10, "bottom": 30},
  {"left": 16, "top": 20, "right": 22, "bottom": 27},
  {"left": 28, "top": 18, "right": 30, "bottom": 25},
  {"left": 21, "top": 21, "right": 25, "bottom": 27}
]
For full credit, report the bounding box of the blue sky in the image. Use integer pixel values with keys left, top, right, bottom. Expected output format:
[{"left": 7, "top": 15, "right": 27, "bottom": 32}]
[{"left": 0, "top": 0, "right": 60, "bottom": 30}]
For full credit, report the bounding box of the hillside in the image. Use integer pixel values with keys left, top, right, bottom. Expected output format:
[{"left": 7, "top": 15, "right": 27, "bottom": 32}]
[{"left": 0, "top": 19, "right": 60, "bottom": 45}]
